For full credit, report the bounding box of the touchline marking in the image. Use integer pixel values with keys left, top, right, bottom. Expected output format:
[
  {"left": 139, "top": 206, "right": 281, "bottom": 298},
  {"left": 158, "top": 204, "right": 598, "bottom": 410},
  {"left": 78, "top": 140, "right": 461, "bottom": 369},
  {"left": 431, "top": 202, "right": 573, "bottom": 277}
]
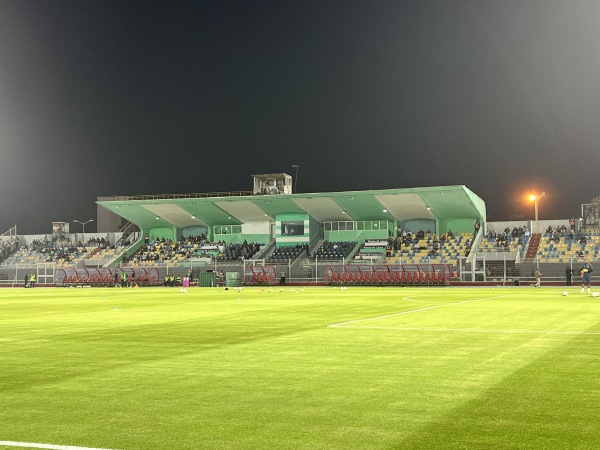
[
  {"left": 329, "top": 295, "right": 510, "bottom": 328},
  {"left": 331, "top": 326, "right": 600, "bottom": 335},
  {"left": 0, "top": 441, "right": 120, "bottom": 450}
]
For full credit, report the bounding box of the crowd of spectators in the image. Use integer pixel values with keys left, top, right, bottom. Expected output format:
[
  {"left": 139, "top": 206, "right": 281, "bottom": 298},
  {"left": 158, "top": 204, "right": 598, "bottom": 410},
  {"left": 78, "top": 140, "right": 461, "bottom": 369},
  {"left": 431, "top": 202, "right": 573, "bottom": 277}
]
[
  {"left": 26, "top": 238, "right": 78, "bottom": 262},
  {"left": 312, "top": 241, "right": 353, "bottom": 259},
  {"left": 132, "top": 236, "right": 190, "bottom": 263},
  {"left": 131, "top": 235, "right": 262, "bottom": 263},
  {"left": 86, "top": 237, "right": 111, "bottom": 249},
  {"left": 217, "top": 240, "right": 262, "bottom": 261},
  {"left": 486, "top": 226, "right": 530, "bottom": 251},
  {"left": 0, "top": 236, "right": 19, "bottom": 263},
  {"left": 395, "top": 229, "right": 458, "bottom": 258},
  {"left": 543, "top": 224, "right": 586, "bottom": 244}
]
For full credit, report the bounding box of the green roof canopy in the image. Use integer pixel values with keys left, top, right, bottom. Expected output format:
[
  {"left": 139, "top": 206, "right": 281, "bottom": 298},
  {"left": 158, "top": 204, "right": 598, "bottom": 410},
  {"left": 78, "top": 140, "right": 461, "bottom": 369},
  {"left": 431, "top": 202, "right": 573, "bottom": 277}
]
[{"left": 97, "top": 185, "right": 485, "bottom": 230}]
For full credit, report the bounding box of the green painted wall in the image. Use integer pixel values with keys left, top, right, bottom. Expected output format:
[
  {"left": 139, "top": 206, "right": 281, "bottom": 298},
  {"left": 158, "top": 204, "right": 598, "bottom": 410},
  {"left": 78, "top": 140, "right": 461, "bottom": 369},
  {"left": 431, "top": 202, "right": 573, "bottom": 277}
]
[
  {"left": 399, "top": 219, "right": 436, "bottom": 234},
  {"left": 148, "top": 227, "right": 176, "bottom": 242},
  {"left": 182, "top": 226, "right": 208, "bottom": 238},
  {"left": 443, "top": 218, "right": 477, "bottom": 235},
  {"left": 325, "top": 229, "right": 388, "bottom": 242},
  {"left": 238, "top": 234, "right": 270, "bottom": 245},
  {"left": 213, "top": 233, "right": 270, "bottom": 245}
]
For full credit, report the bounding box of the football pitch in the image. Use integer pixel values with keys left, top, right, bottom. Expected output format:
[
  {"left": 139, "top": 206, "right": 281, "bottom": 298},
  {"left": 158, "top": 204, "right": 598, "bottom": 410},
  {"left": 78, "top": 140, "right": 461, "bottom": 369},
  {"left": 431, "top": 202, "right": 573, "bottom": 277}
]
[{"left": 2, "top": 286, "right": 600, "bottom": 450}]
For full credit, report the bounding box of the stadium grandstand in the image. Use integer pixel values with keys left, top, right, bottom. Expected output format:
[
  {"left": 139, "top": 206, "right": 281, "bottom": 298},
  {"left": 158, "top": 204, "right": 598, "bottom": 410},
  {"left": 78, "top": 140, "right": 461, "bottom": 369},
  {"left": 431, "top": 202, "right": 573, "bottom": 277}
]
[{"left": 1, "top": 173, "right": 598, "bottom": 288}]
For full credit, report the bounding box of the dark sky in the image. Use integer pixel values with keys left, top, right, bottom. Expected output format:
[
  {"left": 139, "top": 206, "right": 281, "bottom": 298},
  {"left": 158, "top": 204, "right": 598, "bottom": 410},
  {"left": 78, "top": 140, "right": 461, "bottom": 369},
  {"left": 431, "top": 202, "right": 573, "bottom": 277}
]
[{"left": 2, "top": 0, "right": 600, "bottom": 234}]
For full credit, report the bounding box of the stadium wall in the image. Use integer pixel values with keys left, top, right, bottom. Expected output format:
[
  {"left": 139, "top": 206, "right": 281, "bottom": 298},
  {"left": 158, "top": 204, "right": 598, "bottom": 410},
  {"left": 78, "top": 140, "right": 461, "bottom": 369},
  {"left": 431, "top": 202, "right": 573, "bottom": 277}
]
[
  {"left": 182, "top": 226, "right": 208, "bottom": 237},
  {"left": 441, "top": 218, "right": 477, "bottom": 235},
  {"left": 147, "top": 227, "right": 176, "bottom": 242},
  {"left": 399, "top": 219, "right": 437, "bottom": 234},
  {"left": 326, "top": 229, "right": 388, "bottom": 242},
  {"left": 240, "top": 221, "right": 270, "bottom": 245}
]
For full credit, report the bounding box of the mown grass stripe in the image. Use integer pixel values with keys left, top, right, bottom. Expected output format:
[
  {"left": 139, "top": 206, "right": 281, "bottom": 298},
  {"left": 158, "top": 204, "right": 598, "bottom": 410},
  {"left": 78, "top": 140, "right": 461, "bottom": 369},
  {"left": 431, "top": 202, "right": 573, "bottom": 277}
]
[{"left": 0, "top": 441, "right": 119, "bottom": 450}]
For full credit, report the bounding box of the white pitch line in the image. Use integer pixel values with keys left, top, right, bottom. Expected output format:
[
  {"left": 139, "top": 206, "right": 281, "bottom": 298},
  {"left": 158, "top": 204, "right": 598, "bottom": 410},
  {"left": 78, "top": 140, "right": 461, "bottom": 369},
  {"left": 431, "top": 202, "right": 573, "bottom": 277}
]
[
  {"left": 0, "top": 441, "right": 120, "bottom": 450},
  {"left": 329, "top": 305, "right": 441, "bottom": 327},
  {"left": 400, "top": 296, "right": 428, "bottom": 303},
  {"left": 329, "top": 295, "right": 510, "bottom": 328},
  {"left": 331, "top": 325, "right": 600, "bottom": 335}
]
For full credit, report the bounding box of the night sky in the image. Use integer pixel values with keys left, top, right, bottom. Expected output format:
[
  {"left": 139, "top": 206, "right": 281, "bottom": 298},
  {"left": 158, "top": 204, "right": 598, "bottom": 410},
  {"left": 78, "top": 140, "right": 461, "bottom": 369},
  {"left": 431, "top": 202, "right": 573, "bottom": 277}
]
[{"left": 2, "top": 0, "right": 600, "bottom": 234}]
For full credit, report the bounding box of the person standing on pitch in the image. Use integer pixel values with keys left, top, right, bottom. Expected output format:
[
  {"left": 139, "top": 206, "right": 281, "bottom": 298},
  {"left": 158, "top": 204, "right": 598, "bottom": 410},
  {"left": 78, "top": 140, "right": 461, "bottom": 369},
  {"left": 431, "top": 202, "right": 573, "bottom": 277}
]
[
  {"left": 581, "top": 259, "right": 593, "bottom": 293},
  {"left": 565, "top": 266, "right": 572, "bottom": 286},
  {"left": 534, "top": 268, "right": 542, "bottom": 288}
]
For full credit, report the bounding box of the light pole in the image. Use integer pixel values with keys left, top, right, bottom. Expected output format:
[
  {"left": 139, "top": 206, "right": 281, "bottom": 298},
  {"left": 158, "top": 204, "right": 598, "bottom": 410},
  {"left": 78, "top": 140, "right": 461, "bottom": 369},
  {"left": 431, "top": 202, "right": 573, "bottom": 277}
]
[
  {"left": 528, "top": 192, "right": 545, "bottom": 221},
  {"left": 291, "top": 164, "right": 299, "bottom": 193},
  {"left": 73, "top": 219, "right": 94, "bottom": 243}
]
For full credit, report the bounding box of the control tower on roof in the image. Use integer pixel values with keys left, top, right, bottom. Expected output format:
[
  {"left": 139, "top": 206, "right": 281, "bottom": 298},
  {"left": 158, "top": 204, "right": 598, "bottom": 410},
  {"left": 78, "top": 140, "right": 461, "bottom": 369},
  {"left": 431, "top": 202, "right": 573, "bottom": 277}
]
[{"left": 252, "top": 173, "right": 293, "bottom": 195}]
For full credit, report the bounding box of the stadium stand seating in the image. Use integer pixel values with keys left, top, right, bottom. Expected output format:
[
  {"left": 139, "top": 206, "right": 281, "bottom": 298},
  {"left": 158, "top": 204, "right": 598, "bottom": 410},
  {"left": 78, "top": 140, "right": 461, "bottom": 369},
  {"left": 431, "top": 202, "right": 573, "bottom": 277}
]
[
  {"left": 536, "top": 232, "right": 600, "bottom": 263},
  {"left": 0, "top": 239, "right": 119, "bottom": 269},
  {"left": 0, "top": 236, "right": 19, "bottom": 265},
  {"left": 129, "top": 237, "right": 263, "bottom": 266},
  {"left": 217, "top": 242, "right": 262, "bottom": 262},
  {"left": 388, "top": 233, "right": 471, "bottom": 264},
  {"left": 311, "top": 241, "right": 354, "bottom": 261},
  {"left": 268, "top": 244, "right": 308, "bottom": 264}
]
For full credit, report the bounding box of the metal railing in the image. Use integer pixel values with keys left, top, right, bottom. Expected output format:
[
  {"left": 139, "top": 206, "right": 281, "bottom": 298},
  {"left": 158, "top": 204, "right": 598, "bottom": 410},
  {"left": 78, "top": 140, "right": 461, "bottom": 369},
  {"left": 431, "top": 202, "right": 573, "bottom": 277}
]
[{"left": 105, "top": 191, "right": 254, "bottom": 201}]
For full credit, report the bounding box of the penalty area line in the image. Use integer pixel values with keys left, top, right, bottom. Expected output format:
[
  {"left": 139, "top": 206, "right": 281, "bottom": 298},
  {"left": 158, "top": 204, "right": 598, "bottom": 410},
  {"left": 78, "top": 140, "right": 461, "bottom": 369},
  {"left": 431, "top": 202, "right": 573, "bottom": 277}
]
[{"left": 0, "top": 441, "right": 120, "bottom": 450}]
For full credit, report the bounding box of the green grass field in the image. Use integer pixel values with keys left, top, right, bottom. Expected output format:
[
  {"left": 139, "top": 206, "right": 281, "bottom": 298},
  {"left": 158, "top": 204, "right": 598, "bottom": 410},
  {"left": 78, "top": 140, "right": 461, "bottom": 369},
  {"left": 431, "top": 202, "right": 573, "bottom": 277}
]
[{"left": 2, "top": 286, "right": 600, "bottom": 450}]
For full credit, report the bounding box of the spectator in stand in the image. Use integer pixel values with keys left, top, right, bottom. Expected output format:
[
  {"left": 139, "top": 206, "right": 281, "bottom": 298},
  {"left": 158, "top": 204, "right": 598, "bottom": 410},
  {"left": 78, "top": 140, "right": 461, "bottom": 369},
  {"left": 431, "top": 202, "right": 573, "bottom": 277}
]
[{"left": 570, "top": 217, "right": 576, "bottom": 232}]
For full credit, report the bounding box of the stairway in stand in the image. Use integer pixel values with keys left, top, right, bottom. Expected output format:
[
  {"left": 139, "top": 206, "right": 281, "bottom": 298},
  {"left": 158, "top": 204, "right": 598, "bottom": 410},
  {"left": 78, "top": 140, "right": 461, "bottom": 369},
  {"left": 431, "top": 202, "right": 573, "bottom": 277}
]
[{"left": 525, "top": 233, "right": 541, "bottom": 262}]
